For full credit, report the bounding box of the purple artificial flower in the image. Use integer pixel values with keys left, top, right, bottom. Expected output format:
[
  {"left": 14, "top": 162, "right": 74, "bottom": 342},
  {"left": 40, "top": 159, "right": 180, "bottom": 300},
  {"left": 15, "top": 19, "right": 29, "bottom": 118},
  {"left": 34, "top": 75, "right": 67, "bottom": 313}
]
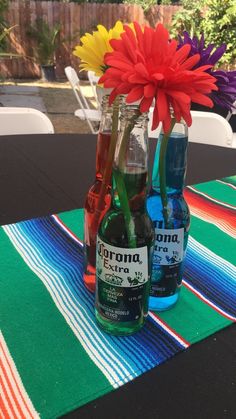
[
  {"left": 178, "top": 32, "right": 236, "bottom": 111},
  {"left": 210, "top": 70, "right": 236, "bottom": 111}
]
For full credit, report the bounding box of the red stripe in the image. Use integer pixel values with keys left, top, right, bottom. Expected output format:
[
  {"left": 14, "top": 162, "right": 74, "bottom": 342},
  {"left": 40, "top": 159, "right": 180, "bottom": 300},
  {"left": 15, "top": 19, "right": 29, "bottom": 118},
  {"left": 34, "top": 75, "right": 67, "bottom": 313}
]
[
  {"left": 53, "top": 215, "right": 83, "bottom": 244},
  {"left": 184, "top": 189, "right": 236, "bottom": 232},
  {"left": 0, "top": 405, "right": 10, "bottom": 419},
  {"left": 150, "top": 311, "right": 190, "bottom": 347},
  {"left": 183, "top": 280, "right": 235, "bottom": 322},
  {"left": 188, "top": 186, "right": 236, "bottom": 209},
  {"left": 0, "top": 373, "right": 17, "bottom": 419},
  {"left": 0, "top": 392, "right": 10, "bottom": 419},
  {"left": 0, "top": 358, "right": 25, "bottom": 418},
  {"left": 0, "top": 340, "right": 34, "bottom": 419}
]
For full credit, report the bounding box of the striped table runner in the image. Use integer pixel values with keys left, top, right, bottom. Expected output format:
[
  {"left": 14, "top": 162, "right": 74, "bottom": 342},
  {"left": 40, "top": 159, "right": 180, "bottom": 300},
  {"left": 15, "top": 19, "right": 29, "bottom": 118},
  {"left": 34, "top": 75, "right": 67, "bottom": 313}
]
[{"left": 1, "top": 176, "right": 235, "bottom": 419}]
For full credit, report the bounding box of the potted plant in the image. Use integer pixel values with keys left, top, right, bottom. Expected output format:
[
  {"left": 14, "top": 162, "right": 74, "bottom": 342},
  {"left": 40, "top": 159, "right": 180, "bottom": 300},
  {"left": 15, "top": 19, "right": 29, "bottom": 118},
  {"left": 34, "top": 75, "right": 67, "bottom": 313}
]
[{"left": 27, "top": 19, "right": 60, "bottom": 81}]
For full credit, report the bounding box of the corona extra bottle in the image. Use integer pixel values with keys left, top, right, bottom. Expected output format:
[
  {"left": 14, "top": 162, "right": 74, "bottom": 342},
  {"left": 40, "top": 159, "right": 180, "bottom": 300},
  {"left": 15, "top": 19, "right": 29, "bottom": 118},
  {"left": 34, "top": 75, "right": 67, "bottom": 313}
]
[{"left": 95, "top": 105, "right": 154, "bottom": 335}]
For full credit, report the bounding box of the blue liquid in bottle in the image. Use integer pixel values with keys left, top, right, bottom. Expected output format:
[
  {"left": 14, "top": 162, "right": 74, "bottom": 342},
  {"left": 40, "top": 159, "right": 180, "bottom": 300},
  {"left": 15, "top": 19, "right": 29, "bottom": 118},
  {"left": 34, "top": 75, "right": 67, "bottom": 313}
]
[{"left": 147, "top": 130, "right": 190, "bottom": 311}]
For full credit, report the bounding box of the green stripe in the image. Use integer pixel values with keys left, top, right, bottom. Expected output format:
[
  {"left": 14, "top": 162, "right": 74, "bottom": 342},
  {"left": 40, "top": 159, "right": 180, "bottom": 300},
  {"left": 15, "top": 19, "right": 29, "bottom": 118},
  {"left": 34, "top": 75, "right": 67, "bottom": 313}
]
[
  {"left": 190, "top": 215, "right": 235, "bottom": 264},
  {"left": 0, "top": 227, "right": 110, "bottom": 419},
  {"left": 58, "top": 208, "right": 84, "bottom": 240},
  {"left": 192, "top": 180, "right": 236, "bottom": 206},
  {"left": 158, "top": 286, "right": 232, "bottom": 343}
]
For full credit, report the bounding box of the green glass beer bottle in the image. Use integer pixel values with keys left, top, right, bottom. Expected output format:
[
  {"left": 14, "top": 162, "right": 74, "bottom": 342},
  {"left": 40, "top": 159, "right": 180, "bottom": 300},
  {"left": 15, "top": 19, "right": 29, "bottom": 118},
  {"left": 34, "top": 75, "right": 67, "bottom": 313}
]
[{"left": 95, "top": 105, "right": 154, "bottom": 335}]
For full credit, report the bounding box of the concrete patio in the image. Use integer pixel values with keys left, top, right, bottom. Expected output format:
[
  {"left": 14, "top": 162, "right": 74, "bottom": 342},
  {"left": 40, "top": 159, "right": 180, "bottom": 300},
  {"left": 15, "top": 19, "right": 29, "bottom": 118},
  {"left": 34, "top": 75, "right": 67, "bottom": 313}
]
[{"left": 0, "top": 81, "right": 96, "bottom": 134}]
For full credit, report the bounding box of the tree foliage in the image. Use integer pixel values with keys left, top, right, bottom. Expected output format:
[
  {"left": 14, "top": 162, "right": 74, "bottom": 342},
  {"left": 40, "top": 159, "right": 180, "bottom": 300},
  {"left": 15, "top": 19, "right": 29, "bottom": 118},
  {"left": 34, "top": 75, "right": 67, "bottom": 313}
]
[
  {"left": 201, "top": 0, "right": 236, "bottom": 67},
  {"left": 170, "top": 0, "right": 204, "bottom": 38},
  {"left": 171, "top": 0, "right": 236, "bottom": 67}
]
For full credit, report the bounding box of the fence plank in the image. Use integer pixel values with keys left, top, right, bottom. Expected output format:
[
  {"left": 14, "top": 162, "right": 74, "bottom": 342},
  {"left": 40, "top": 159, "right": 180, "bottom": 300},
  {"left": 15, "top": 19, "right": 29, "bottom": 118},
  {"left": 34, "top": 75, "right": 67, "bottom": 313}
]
[{"left": 1, "top": 1, "right": 180, "bottom": 79}]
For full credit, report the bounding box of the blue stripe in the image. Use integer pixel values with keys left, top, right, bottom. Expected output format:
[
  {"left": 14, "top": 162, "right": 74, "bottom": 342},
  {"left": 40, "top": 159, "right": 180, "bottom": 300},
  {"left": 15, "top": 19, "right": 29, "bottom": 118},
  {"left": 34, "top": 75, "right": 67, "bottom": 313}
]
[{"left": 184, "top": 240, "right": 236, "bottom": 318}]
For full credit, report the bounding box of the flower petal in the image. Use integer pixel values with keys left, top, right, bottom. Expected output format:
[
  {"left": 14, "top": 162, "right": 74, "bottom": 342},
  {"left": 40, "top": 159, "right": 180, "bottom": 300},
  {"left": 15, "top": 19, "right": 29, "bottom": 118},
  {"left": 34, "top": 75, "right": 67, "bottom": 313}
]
[
  {"left": 140, "top": 96, "right": 153, "bottom": 113},
  {"left": 126, "top": 86, "right": 144, "bottom": 103}
]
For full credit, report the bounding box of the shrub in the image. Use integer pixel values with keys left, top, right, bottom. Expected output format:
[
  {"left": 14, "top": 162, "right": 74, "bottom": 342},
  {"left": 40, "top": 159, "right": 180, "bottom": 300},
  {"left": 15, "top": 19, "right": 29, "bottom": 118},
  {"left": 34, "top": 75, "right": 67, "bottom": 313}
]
[
  {"left": 201, "top": 0, "right": 236, "bottom": 68},
  {"left": 171, "top": 0, "right": 236, "bottom": 67}
]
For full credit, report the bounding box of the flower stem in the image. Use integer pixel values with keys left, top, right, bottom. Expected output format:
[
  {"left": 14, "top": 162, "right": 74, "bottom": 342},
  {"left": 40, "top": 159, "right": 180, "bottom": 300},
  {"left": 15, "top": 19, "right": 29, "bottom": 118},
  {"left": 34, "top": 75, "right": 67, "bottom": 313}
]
[
  {"left": 113, "top": 170, "right": 136, "bottom": 248},
  {"left": 115, "top": 112, "right": 139, "bottom": 248},
  {"left": 159, "top": 119, "right": 175, "bottom": 228},
  {"left": 117, "top": 112, "right": 139, "bottom": 170},
  {"left": 90, "top": 96, "right": 119, "bottom": 237}
]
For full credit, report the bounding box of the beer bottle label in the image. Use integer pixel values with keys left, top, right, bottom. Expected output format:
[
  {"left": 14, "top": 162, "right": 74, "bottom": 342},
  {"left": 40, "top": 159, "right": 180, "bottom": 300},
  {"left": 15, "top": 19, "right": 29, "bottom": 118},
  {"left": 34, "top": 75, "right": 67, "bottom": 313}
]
[
  {"left": 96, "top": 237, "right": 149, "bottom": 322},
  {"left": 150, "top": 227, "right": 184, "bottom": 297},
  {"left": 153, "top": 227, "right": 184, "bottom": 266}
]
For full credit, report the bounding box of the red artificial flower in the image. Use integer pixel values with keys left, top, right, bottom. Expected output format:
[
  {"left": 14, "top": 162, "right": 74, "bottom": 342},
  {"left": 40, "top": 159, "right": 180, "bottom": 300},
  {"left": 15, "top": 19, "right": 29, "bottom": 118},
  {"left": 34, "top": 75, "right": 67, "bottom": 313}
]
[{"left": 99, "top": 23, "right": 218, "bottom": 133}]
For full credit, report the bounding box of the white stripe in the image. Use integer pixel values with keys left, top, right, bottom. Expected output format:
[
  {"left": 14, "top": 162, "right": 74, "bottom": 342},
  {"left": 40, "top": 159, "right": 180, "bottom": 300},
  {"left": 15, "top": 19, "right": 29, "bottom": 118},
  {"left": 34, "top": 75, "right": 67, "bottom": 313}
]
[
  {"left": 0, "top": 333, "right": 39, "bottom": 419},
  {"left": 188, "top": 207, "right": 236, "bottom": 239},
  {"left": 187, "top": 186, "right": 236, "bottom": 210},
  {"left": 4, "top": 224, "right": 135, "bottom": 388},
  {"left": 183, "top": 280, "right": 236, "bottom": 322},
  {"left": 52, "top": 215, "right": 83, "bottom": 245},
  {"left": 148, "top": 312, "right": 189, "bottom": 348},
  {"left": 189, "top": 236, "right": 236, "bottom": 280},
  {"left": 0, "top": 383, "right": 14, "bottom": 419},
  {"left": 216, "top": 179, "right": 236, "bottom": 190}
]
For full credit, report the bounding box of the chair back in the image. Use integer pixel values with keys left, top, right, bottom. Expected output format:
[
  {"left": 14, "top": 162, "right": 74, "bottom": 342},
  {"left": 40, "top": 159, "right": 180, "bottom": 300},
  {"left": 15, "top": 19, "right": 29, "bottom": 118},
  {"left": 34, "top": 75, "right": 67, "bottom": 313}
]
[
  {"left": 88, "top": 71, "right": 100, "bottom": 109},
  {"left": 65, "top": 66, "right": 90, "bottom": 110},
  {"left": 0, "top": 107, "right": 54, "bottom": 135},
  {"left": 65, "top": 66, "right": 100, "bottom": 134},
  {"left": 226, "top": 100, "right": 236, "bottom": 123},
  {"left": 148, "top": 110, "right": 234, "bottom": 148},
  {"left": 189, "top": 111, "right": 234, "bottom": 147}
]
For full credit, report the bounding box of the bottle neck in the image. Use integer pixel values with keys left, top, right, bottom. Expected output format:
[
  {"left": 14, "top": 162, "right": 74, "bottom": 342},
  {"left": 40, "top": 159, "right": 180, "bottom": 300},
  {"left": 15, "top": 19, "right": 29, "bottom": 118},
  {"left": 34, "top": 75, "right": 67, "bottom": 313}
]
[
  {"left": 152, "top": 122, "right": 188, "bottom": 194},
  {"left": 95, "top": 132, "right": 111, "bottom": 180},
  {"left": 112, "top": 105, "right": 149, "bottom": 211},
  {"left": 95, "top": 95, "right": 113, "bottom": 180}
]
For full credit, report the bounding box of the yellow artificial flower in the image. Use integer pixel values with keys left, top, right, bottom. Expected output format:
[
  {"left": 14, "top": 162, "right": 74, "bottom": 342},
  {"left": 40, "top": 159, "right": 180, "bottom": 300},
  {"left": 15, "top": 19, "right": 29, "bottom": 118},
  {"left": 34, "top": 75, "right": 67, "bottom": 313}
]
[{"left": 73, "top": 21, "right": 126, "bottom": 77}]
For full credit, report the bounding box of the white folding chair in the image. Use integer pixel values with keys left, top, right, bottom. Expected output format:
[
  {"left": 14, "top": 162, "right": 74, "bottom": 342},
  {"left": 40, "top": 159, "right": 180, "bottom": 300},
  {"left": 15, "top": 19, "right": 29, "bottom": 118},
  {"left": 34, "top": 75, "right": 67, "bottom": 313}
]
[
  {"left": 0, "top": 107, "right": 54, "bottom": 135},
  {"left": 226, "top": 100, "right": 236, "bottom": 123},
  {"left": 189, "top": 111, "right": 234, "bottom": 147},
  {"left": 226, "top": 101, "right": 236, "bottom": 147},
  {"left": 65, "top": 66, "right": 101, "bottom": 135},
  {"left": 148, "top": 110, "right": 235, "bottom": 148},
  {"left": 87, "top": 70, "right": 100, "bottom": 109}
]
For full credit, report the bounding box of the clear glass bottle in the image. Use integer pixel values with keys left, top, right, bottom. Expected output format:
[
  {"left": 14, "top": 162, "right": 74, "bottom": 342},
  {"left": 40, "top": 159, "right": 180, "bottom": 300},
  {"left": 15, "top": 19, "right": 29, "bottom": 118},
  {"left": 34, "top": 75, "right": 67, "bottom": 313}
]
[
  {"left": 147, "top": 119, "right": 190, "bottom": 311},
  {"left": 95, "top": 105, "right": 154, "bottom": 335},
  {"left": 83, "top": 95, "right": 112, "bottom": 292}
]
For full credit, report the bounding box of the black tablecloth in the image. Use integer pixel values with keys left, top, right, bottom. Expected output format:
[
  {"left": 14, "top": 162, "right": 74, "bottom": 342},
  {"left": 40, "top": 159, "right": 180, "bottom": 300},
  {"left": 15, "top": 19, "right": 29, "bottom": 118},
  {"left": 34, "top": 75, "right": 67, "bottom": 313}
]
[{"left": 0, "top": 134, "right": 236, "bottom": 419}]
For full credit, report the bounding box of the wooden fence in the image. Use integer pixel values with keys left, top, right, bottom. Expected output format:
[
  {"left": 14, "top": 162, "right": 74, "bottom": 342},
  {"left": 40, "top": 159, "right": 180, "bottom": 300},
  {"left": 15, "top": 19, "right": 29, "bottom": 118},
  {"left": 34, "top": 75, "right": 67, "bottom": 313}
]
[{"left": 0, "top": 1, "right": 180, "bottom": 79}]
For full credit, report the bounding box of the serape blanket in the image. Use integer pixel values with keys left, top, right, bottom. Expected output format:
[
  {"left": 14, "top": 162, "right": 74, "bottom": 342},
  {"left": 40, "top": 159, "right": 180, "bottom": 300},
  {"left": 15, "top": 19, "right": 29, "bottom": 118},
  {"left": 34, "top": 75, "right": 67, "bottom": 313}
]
[{"left": 0, "top": 176, "right": 235, "bottom": 419}]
